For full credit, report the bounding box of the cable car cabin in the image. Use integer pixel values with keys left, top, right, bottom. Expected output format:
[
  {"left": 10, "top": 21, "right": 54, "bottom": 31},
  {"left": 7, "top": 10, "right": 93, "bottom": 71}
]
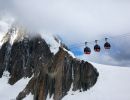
[
  {"left": 94, "top": 44, "right": 101, "bottom": 52},
  {"left": 84, "top": 46, "right": 91, "bottom": 54},
  {"left": 104, "top": 42, "right": 111, "bottom": 49}
]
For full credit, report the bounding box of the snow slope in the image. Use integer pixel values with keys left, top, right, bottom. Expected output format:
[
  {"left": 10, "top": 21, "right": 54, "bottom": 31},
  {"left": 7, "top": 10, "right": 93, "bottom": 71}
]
[
  {"left": 41, "top": 33, "right": 61, "bottom": 55},
  {"left": 63, "top": 63, "right": 130, "bottom": 100},
  {"left": 0, "top": 71, "right": 31, "bottom": 100}
]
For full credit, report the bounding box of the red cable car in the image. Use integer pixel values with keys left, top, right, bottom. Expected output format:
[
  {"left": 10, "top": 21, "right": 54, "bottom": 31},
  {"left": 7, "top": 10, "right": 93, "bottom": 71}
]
[
  {"left": 84, "top": 42, "right": 91, "bottom": 54},
  {"left": 94, "top": 40, "right": 101, "bottom": 52},
  {"left": 104, "top": 38, "right": 111, "bottom": 49},
  {"left": 84, "top": 47, "right": 91, "bottom": 54}
]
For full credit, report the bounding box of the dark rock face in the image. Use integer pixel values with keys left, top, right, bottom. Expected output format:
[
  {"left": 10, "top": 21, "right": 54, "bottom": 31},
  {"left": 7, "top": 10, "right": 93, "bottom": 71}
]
[
  {"left": 0, "top": 41, "right": 10, "bottom": 77},
  {"left": 0, "top": 35, "right": 99, "bottom": 100}
]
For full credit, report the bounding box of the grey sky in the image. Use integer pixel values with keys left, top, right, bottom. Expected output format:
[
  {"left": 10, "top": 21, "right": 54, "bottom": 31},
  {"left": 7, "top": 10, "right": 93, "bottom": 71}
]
[{"left": 0, "top": 0, "right": 130, "bottom": 66}]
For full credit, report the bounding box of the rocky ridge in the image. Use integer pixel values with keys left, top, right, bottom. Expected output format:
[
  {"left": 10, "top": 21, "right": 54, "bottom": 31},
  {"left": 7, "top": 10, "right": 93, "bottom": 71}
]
[{"left": 0, "top": 28, "right": 99, "bottom": 100}]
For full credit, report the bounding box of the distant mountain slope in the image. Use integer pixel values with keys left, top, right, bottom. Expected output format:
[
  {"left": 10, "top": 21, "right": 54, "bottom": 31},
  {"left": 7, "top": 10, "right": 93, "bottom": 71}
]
[{"left": 63, "top": 63, "right": 130, "bottom": 100}]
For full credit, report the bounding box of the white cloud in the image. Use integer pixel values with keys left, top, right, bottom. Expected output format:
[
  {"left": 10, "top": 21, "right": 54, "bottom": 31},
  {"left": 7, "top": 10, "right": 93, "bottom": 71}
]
[
  {"left": 0, "top": 0, "right": 130, "bottom": 66},
  {"left": 1, "top": 0, "right": 130, "bottom": 34}
]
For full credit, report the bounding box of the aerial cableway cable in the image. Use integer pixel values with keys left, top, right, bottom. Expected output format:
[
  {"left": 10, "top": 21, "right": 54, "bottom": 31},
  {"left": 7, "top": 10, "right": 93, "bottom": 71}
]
[
  {"left": 69, "top": 33, "right": 130, "bottom": 49},
  {"left": 68, "top": 33, "right": 130, "bottom": 54}
]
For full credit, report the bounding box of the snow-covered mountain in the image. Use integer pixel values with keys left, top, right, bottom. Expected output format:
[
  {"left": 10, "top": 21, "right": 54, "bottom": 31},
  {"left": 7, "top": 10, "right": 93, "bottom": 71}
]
[
  {"left": 0, "top": 16, "right": 130, "bottom": 100},
  {"left": 0, "top": 17, "right": 98, "bottom": 100}
]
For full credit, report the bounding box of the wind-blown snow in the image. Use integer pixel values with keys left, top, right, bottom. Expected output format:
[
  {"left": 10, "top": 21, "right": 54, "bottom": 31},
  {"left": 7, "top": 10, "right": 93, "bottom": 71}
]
[
  {"left": 0, "top": 16, "right": 15, "bottom": 47},
  {"left": 9, "top": 28, "right": 18, "bottom": 45},
  {"left": 63, "top": 62, "right": 130, "bottom": 100},
  {"left": 0, "top": 20, "right": 9, "bottom": 47}
]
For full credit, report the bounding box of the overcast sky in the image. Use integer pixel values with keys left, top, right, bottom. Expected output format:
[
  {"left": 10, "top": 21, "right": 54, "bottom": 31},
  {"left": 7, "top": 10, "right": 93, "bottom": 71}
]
[{"left": 0, "top": 0, "right": 130, "bottom": 66}]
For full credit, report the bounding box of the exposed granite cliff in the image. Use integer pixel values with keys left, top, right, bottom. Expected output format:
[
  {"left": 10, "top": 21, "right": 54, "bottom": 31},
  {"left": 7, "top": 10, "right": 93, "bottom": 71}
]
[{"left": 0, "top": 33, "right": 99, "bottom": 100}]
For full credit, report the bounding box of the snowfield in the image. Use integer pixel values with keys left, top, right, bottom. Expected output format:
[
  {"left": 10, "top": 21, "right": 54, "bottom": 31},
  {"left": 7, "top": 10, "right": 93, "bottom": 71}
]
[
  {"left": 0, "top": 72, "right": 31, "bottom": 100},
  {"left": 0, "top": 63, "right": 130, "bottom": 100}
]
